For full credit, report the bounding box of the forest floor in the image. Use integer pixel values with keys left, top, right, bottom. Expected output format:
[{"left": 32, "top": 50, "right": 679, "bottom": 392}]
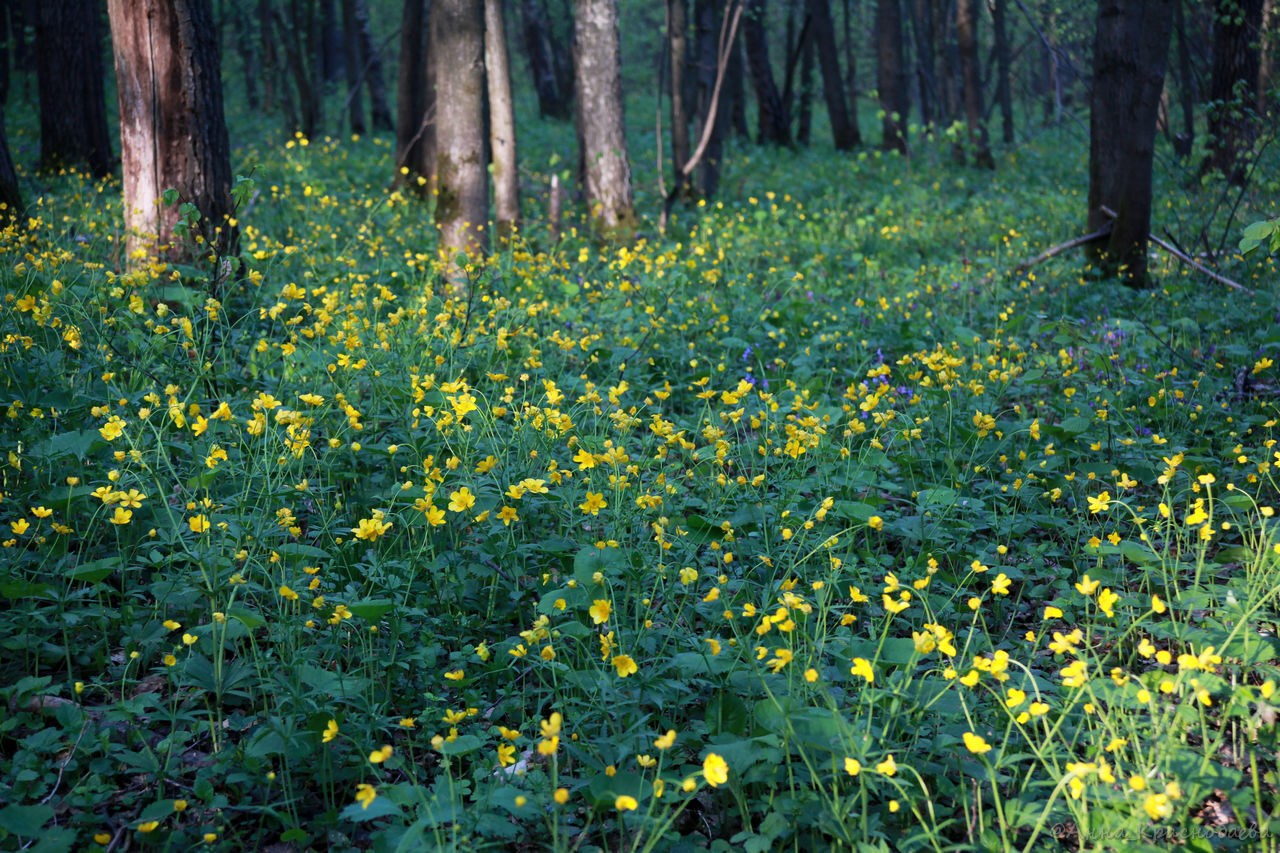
[{"left": 2, "top": 108, "right": 1280, "bottom": 851}]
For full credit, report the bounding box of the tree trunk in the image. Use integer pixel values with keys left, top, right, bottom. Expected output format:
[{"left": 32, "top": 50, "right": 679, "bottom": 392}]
[
  {"left": 353, "top": 0, "right": 393, "bottom": 129},
  {"left": 669, "top": 0, "right": 692, "bottom": 184},
  {"left": 908, "top": 0, "right": 937, "bottom": 127},
  {"left": 108, "top": 0, "right": 239, "bottom": 267},
  {"left": 320, "top": 0, "right": 344, "bottom": 84},
  {"left": 394, "top": 0, "right": 434, "bottom": 193},
  {"left": 809, "top": 0, "right": 858, "bottom": 148},
  {"left": 260, "top": 0, "right": 286, "bottom": 116},
  {"left": 992, "top": 0, "right": 1013, "bottom": 143},
  {"left": 434, "top": 0, "right": 488, "bottom": 283},
  {"left": 341, "top": 0, "right": 366, "bottom": 133},
  {"left": 231, "top": 0, "right": 261, "bottom": 110},
  {"left": 955, "top": 0, "right": 993, "bottom": 167},
  {"left": 744, "top": 0, "right": 790, "bottom": 144},
  {"left": 693, "top": 0, "right": 728, "bottom": 195},
  {"left": 876, "top": 0, "right": 908, "bottom": 153},
  {"left": 35, "top": 0, "right": 113, "bottom": 176},
  {"left": 797, "top": 13, "right": 815, "bottom": 143},
  {"left": 0, "top": 108, "right": 22, "bottom": 225},
  {"left": 1086, "top": 0, "right": 1175, "bottom": 288},
  {"left": 486, "top": 0, "right": 520, "bottom": 242},
  {"left": 573, "top": 0, "right": 635, "bottom": 237},
  {"left": 935, "top": 0, "right": 961, "bottom": 125},
  {"left": 279, "top": 0, "right": 325, "bottom": 138},
  {"left": 1260, "top": 0, "right": 1275, "bottom": 112},
  {"left": 520, "top": 0, "right": 571, "bottom": 118},
  {"left": 1202, "top": 0, "right": 1265, "bottom": 185},
  {"left": 727, "top": 14, "right": 749, "bottom": 136},
  {"left": 1173, "top": 0, "right": 1194, "bottom": 157}
]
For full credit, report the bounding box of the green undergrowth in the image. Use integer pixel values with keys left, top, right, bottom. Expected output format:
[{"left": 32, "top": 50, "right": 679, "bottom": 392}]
[{"left": 2, "top": 114, "right": 1280, "bottom": 852}]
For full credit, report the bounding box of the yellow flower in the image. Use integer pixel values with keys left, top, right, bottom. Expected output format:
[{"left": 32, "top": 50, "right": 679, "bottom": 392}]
[
  {"left": 655, "top": 729, "right": 677, "bottom": 750},
  {"left": 138, "top": 820, "right": 160, "bottom": 833},
  {"left": 445, "top": 669, "right": 465, "bottom": 681},
  {"left": 844, "top": 757, "right": 861, "bottom": 776},
  {"left": 368, "top": 744, "right": 393, "bottom": 763},
  {"left": 1152, "top": 594, "right": 1166, "bottom": 614},
  {"left": 876, "top": 755, "right": 898, "bottom": 776},
  {"left": 1087, "top": 492, "right": 1112, "bottom": 514},
  {"left": 1144, "top": 792, "right": 1173, "bottom": 820},
  {"left": 323, "top": 719, "right": 339, "bottom": 743},
  {"left": 448, "top": 487, "right": 476, "bottom": 513},
  {"left": 1097, "top": 587, "right": 1120, "bottom": 618},
  {"left": 702, "top": 752, "right": 729, "bottom": 787},
  {"left": 352, "top": 515, "right": 392, "bottom": 540},
  {"left": 1060, "top": 659, "right": 1088, "bottom": 688},
  {"left": 355, "top": 783, "right": 377, "bottom": 810},
  {"left": 182, "top": 633, "right": 198, "bottom": 646},
  {"left": 850, "top": 657, "right": 875, "bottom": 684},
  {"left": 188, "top": 514, "right": 210, "bottom": 533},
  {"left": 963, "top": 732, "right": 992, "bottom": 755},
  {"left": 498, "top": 743, "right": 516, "bottom": 767},
  {"left": 579, "top": 491, "right": 607, "bottom": 515},
  {"left": 279, "top": 585, "right": 299, "bottom": 601},
  {"left": 110, "top": 507, "right": 133, "bottom": 525},
  {"left": 991, "top": 573, "right": 1011, "bottom": 595},
  {"left": 615, "top": 795, "right": 638, "bottom": 811},
  {"left": 537, "top": 736, "right": 559, "bottom": 756},
  {"left": 554, "top": 788, "right": 569, "bottom": 804},
  {"left": 589, "top": 599, "right": 612, "bottom": 624},
  {"left": 1074, "top": 574, "right": 1099, "bottom": 596},
  {"left": 867, "top": 515, "right": 884, "bottom": 530},
  {"left": 612, "top": 654, "right": 638, "bottom": 677}
]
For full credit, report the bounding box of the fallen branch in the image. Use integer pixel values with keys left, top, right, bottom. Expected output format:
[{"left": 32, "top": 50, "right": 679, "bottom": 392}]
[
  {"left": 975, "top": 223, "right": 1111, "bottom": 286},
  {"left": 1148, "top": 232, "right": 1256, "bottom": 295}
]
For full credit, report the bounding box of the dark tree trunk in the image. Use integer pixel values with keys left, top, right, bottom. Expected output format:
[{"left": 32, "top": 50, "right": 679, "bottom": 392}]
[
  {"left": 1173, "top": 0, "right": 1194, "bottom": 157},
  {"left": 0, "top": 108, "right": 21, "bottom": 225},
  {"left": 727, "top": 15, "right": 749, "bottom": 136},
  {"left": 551, "top": 0, "right": 575, "bottom": 101},
  {"left": 352, "top": 0, "right": 393, "bottom": 129},
  {"left": 809, "top": 0, "right": 858, "bottom": 148},
  {"left": 993, "top": 0, "right": 1013, "bottom": 143},
  {"left": 231, "top": 0, "right": 261, "bottom": 110},
  {"left": 1260, "top": 0, "right": 1275, "bottom": 112},
  {"left": 669, "top": 0, "right": 692, "bottom": 183},
  {"left": 394, "top": 0, "right": 434, "bottom": 193},
  {"left": 876, "top": 0, "right": 908, "bottom": 152},
  {"left": 279, "top": 0, "right": 325, "bottom": 137},
  {"left": 320, "top": 0, "right": 344, "bottom": 84},
  {"left": 35, "top": 0, "right": 112, "bottom": 176},
  {"left": 260, "top": 0, "right": 285, "bottom": 116},
  {"left": 1086, "top": 0, "right": 1175, "bottom": 288},
  {"left": 520, "top": 0, "right": 571, "bottom": 118},
  {"left": 935, "top": 0, "right": 960, "bottom": 125},
  {"left": 1202, "top": 0, "right": 1265, "bottom": 185},
  {"left": 0, "top": 0, "right": 10, "bottom": 106},
  {"left": 341, "top": 0, "right": 366, "bottom": 133},
  {"left": 908, "top": 0, "right": 937, "bottom": 127},
  {"left": 744, "top": 0, "right": 790, "bottom": 144},
  {"left": 797, "top": 13, "right": 815, "bottom": 143},
  {"left": 108, "top": 0, "right": 239, "bottom": 265},
  {"left": 486, "top": 0, "right": 520, "bottom": 241},
  {"left": 574, "top": 0, "right": 635, "bottom": 237},
  {"left": 692, "top": 0, "right": 729, "bottom": 194},
  {"left": 955, "top": 0, "right": 994, "bottom": 167},
  {"left": 434, "top": 0, "right": 487, "bottom": 286}
]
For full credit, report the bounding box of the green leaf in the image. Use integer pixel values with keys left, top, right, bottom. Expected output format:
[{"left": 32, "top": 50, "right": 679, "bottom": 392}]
[
  {"left": 65, "top": 557, "right": 119, "bottom": 584},
  {"left": 0, "top": 804, "right": 54, "bottom": 836},
  {"left": 138, "top": 800, "right": 179, "bottom": 822},
  {"left": 347, "top": 598, "right": 395, "bottom": 621},
  {"left": 339, "top": 797, "right": 402, "bottom": 822},
  {"left": 437, "top": 734, "right": 481, "bottom": 756}
]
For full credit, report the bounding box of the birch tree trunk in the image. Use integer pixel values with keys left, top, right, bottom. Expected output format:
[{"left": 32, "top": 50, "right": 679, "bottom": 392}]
[
  {"left": 486, "top": 0, "right": 521, "bottom": 242},
  {"left": 573, "top": 0, "right": 636, "bottom": 238}
]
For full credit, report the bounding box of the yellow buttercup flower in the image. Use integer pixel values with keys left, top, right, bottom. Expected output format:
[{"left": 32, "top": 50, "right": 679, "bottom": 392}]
[{"left": 702, "top": 752, "right": 729, "bottom": 787}]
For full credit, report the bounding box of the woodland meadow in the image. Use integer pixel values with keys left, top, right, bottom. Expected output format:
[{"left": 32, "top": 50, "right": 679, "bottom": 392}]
[{"left": 2, "top": 0, "right": 1280, "bottom": 850}]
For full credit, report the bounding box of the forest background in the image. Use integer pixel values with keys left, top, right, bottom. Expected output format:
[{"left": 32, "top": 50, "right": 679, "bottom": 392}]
[{"left": 2, "top": 0, "right": 1280, "bottom": 851}]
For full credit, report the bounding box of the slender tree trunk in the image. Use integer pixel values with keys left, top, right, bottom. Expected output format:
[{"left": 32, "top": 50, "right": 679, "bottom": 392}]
[
  {"left": 0, "top": 1, "right": 9, "bottom": 107},
  {"left": 809, "top": 0, "right": 857, "bottom": 148},
  {"left": 232, "top": 1, "right": 261, "bottom": 111},
  {"left": 520, "top": 0, "right": 571, "bottom": 118},
  {"left": 1202, "top": 0, "right": 1265, "bottom": 185},
  {"left": 1086, "top": 0, "right": 1175, "bottom": 288},
  {"left": 744, "top": 0, "right": 790, "bottom": 144},
  {"left": 486, "top": 0, "right": 520, "bottom": 241},
  {"left": 935, "top": 0, "right": 961, "bottom": 125},
  {"left": 955, "top": 0, "right": 993, "bottom": 166},
  {"left": 1173, "top": 0, "right": 1194, "bottom": 157},
  {"left": 279, "top": 0, "right": 325, "bottom": 137},
  {"left": 260, "top": 0, "right": 283, "bottom": 114},
  {"left": 669, "top": 0, "right": 692, "bottom": 183},
  {"left": 1260, "top": 0, "right": 1275, "bottom": 112},
  {"left": 0, "top": 108, "right": 21, "bottom": 225},
  {"left": 108, "top": 0, "right": 239, "bottom": 266},
  {"left": 727, "top": 14, "right": 749, "bottom": 136},
  {"left": 993, "top": 0, "right": 1013, "bottom": 143},
  {"left": 320, "top": 0, "right": 344, "bottom": 84},
  {"left": 341, "top": 0, "right": 366, "bottom": 133},
  {"left": 797, "top": 15, "right": 815, "bottom": 142},
  {"left": 574, "top": 0, "right": 635, "bottom": 237},
  {"left": 395, "top": 0, "right": 434, "bottom": 192},
  {"left": 434, "top": 0, "right": 488, "bottom": 285},
  {"left": 876, "top": 0, "right": 908, "bottom": 152},
  {"left": 35, "top": 0, "right": 113, "bottom": 176},
  {"left": 908, "top": 0, "right": 936, "bottom": 127},
  {"left": 352, "top": 0, "right": 392, "bottom": 129},
  {"left": 693, "top": 0, "right": 727, "bottom": 194}
]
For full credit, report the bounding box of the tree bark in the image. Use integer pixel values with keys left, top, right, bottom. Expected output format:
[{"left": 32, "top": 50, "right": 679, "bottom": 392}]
[
  {"left": 809, "top": 0, "right": 858, "bottom": 148},
  {"left": 907, "top": 0, "right": 937, "bottom": 127},
  {"left": 231, "top": 0, "right": 261, "bottom": 111},
  {"left": 35, "top": 0, "right": 113, "bottom": 177},
  {"left": 394, "top": 0, "right": 434, "bottom": 194},
  {"left": 0, "top": 108, "right": 22, "bottom": 225},
  {"left": 320, "top": 0, "right": 344, "bottom": 84},
  {"left": 520, "top": 0, "right": 571, "bottom": 118},
  {"left": 1260, "top": 0, "right": 1275, "bottom": 112},
  {"left": 1173, "top": 0, "right": 1194, "bottom": 157},
  {"left": 992, "top": 0, "right": 1013, "bottom": 143},
  {"left": 434, "top": 0, "right": 488, "bottom": 282},
  {"left": 573, "top": 0, "right": 635, "bottom": 237},
  {"left": 260, "top": 0, "right": 286, "bottom": 117},
  {"left": 876, "top": 0, "right": 908, "bottom": 153},
  {"left": 278, "top": 0, "right": 325, "bottom": 138},
  {"left": 727, "top": 13, "right": 749, "bottom": 136},
  {"left": 341, "top": 0, "right": 366, "bottom": 133},
  {"left": 108, "top": 0, "right": 239, "bottom": 267},
  {"left": 744, "top": 0, "right": 790, "bottom": 144},
  {"left": 352, "top": 0, "right": 393, "bottom": 129},
  {"left": 797, "top": 10, "right": 815, "bottom": 143},
  {"left": 693, "top": 0, "right": 728, "bottom": 195},
  {"left": 1202, "top": 0, "right": 1265, "bottom": 185},
  {"left": 955, "top": 0, "right": 994, "bottom": 167},
  {"left": 1086, "top": 0, "right": 1175, "bottom": 288},
  {"left": 669, "top": 0, "right": 692, "bottom": 183},
  {"left": 486, "top": 0, "right": 520, "bottom": 242}
]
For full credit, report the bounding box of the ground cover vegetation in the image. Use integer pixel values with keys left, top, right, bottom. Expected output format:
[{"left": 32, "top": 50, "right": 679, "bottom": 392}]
[{"left": 4, "top": 3, "right": 1280, "bottom": 852}]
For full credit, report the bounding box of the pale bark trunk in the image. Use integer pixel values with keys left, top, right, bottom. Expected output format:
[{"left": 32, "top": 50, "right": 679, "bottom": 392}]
[
  {"left": 434, "top": 0, "right": 488, "bottom": 285},
  {"left": 669, "top": 0, "right": 692, "bottom": 182},
  {"left": 108, "top": 0, "right": 238, "bottom": 268},
  {"left": 573, "top": 0, "right": 635, "bottom": 238},
  {"left": 486, "top": 0, "right": 520, "bottom": 242}
]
